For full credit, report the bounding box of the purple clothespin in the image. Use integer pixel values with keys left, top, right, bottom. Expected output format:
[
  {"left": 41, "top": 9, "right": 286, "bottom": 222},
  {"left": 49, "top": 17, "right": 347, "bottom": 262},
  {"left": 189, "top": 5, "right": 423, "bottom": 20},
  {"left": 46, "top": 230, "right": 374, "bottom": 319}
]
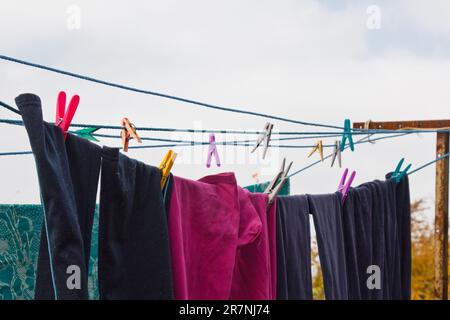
[
  {"left": 206, "top": 133, "right": 221, "bottom": 168},
  {"left": 338, "top": 168, "right": 356, "bottom": 202}
]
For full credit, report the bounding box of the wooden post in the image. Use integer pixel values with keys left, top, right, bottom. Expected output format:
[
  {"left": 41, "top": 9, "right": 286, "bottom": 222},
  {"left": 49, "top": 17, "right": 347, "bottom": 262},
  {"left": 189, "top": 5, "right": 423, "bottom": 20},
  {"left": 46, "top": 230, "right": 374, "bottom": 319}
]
[
  {"left": 353, "top": 120, "right": 450, "bottom": 300},
  {"left": 435, "top": 132, "right": 449, "bottom": 300}
]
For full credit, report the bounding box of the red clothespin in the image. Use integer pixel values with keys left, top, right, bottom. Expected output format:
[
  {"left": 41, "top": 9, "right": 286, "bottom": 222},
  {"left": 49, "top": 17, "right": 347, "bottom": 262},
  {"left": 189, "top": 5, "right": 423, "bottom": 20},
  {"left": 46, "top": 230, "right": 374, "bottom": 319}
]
[
  {"left": 338, "top": 168, "right": 356, "bottom": 203},
  {"left": 206, "top": 133, "right": 221, "bottom": 168},
  {"left": 121, "top": 117, "right": 142, "bottom": 152},
  {"left": 56, "top": 91, "right": 80, "bottom": 140}
]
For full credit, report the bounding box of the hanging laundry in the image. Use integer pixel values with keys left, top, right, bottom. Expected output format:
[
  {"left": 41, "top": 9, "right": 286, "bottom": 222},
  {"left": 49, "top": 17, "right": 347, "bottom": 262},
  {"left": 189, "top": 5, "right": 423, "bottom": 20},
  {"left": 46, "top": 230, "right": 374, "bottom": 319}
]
[
  {"left": 390, "top": 173, "right": 412, "bottom": 299},
  {"left": 309, "top": 174, "right": 411, "bottom": 300},
  {"left": 275, "top": 195, "right": 313, "bottom": 300},
  {"left": 16, "top": 93, "right": 101, "bottom": 300},
  {"left": 99, "top": 147, "right": 173, "bottom": 300},
  {"left": 244, "top": 178, "right": 290, "bottom": 195},
  {"left": 346, "top": 174, "right": 411, "bottom": 300},
  {"left": 167, "top": 173, "right": 278, "bottom": 300},
  {"left": 230, "top": 189, "right": 277, "bottom": 300},
  {"left": 168, "top": 173, "right": 241, "bottom": 300},
  {"left": 308, "top": 192, "right": 349, "bottom": 300}
]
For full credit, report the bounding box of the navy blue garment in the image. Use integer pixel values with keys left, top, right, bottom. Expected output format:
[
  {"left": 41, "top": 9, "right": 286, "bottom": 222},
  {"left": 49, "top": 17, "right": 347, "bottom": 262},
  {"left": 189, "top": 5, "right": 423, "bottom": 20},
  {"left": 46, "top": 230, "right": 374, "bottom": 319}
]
[
  {"left": 99, "top": 147, "right": 173, "bottom": 300},
  {"left": 17, "top": 93, "right": 101, "bottom": 300},
  {"left": 384, "top": 174, "right": 411, "bottom": 299},
  {"left": 342, "top": 185, "right": 375, "bottom": 300},
  {"left": 315, "top": 176, "right": 411, "bottom": 300},
  {"left": 308, "top": 192, "right": 348, "bottom": 300},
  {"left": 391, "top": 174, "right": 411, "bottom": 299},
  {"left": 276, "top": 195, "right": 313, "bottom": 300},
  {"left": 343, "top": 183, "right": 384, "bottom": 300}
]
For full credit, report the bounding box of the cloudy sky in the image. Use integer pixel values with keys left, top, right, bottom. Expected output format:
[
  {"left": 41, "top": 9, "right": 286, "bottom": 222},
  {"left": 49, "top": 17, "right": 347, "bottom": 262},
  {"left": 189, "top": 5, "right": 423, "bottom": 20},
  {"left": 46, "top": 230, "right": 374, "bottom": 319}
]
[{"left": 1, "top": 0, "right": 449, "bottom": 220}]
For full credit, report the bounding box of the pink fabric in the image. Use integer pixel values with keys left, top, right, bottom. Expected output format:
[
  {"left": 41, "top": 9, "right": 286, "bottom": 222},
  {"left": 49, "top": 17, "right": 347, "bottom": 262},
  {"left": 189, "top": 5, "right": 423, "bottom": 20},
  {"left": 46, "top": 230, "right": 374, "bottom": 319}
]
[
  {"left": 230, "top": 189, "right": 277, "bottom": 300},
  {"left": 168, "top": 173, "right": 240, "bottom": 299},
  {"left": 168, "top": 172, "right": 277, "bottom": 300}
]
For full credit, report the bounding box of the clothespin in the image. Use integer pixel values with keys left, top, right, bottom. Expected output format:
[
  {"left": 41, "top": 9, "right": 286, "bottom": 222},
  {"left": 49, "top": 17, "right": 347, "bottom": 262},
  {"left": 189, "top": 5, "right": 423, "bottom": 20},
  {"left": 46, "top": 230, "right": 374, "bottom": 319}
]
[
  {"left": 308, "top": 140, "right": 324, "bottom": 161},
  {"left": 392, "top": 158, "right": 412, "bottom": 183},
  {"left": 159, "top": 150, "right": 177, "bottom": 190},
  {"left": 74, "top": 127, "right": 100, "bottom": 142},
  {"left": 364, "top": 120, "right": 375, "bottom": 144},
  {"left": 251, "top": 122, "right": 273, "bottom": 159},
  {"left": 331, "top": 141, "right": 342, "bottom": 168},
  {"left": 206, "top": 133, "right": 221, "bottom": 168},
  {"left": 264, "top": 158, "right": 293, "bottom": 208},
  {"left": 55, "top": 91, "right": 80, "bottom": 140},
  {"left": 338, "top": 168, "right": 356, "bottom": 202},
  {"left": 121, "top": 117, "right": 142, "bottom": 152},
  {"left": 340, "top": 119, "right": 355, "bottom": 152}
]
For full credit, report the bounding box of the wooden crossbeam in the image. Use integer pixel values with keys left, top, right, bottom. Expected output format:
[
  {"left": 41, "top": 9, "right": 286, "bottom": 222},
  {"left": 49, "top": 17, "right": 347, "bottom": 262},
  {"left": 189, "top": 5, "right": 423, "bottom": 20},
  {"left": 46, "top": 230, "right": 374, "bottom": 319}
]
[{"left": 353, "top": 119, "right": 450, "bottom": 130}]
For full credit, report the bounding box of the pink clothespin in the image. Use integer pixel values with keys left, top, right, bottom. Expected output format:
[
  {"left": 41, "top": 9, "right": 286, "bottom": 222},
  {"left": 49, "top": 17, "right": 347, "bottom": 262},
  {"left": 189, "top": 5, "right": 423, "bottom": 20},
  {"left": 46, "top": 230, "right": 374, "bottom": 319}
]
[
  {"left": 338, "top": 168, "right": 356, "bottom": 202},
  {"left": 55, "top": 91, "right": 80, "bottom": 140},
  {"left": 206, "top": 133, "right": 221, "bottom": 168}
]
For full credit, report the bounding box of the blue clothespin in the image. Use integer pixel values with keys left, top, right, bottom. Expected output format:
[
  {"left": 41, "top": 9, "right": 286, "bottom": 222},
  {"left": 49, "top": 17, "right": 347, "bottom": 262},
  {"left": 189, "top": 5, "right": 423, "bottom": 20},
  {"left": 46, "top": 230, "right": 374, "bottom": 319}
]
[
  {"left": 340, "top": 119, "right": 354, "bottom": 152},
  {"left": 392, "top": 158, "right": 412, "bottom": 183}
]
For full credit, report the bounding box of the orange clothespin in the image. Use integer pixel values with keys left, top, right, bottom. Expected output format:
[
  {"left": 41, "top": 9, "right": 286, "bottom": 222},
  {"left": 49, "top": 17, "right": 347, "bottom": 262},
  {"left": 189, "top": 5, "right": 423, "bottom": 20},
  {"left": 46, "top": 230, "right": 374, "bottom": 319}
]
[
  {"left": 121, "top": 117, "right": 142, "bottom": 152},
  {"left": 159, "top": 150, "right": 177, "bottom": 190},
  {"left": 308, "top": 140, "right": 324, "bottom": 161}
]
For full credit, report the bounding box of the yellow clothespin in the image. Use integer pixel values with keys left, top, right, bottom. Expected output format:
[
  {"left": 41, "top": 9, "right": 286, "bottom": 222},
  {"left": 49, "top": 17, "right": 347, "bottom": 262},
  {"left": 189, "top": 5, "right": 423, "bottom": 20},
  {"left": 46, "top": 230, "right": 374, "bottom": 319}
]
[
  {"left": 308, "top": 140, "right": 324, "bottom": 161},
  {"left": 121, "top": 117, "right": 142, "bottom": 152},
  {"left": 159, "top": 150, "right": 177, "bottom": 190}
]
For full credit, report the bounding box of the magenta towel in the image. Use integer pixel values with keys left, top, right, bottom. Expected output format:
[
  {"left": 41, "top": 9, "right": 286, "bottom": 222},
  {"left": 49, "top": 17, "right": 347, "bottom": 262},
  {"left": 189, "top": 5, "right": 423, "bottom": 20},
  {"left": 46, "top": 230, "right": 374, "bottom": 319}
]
[
  {"left": 230, "top": 189, "right": 277, "bottom": 300},
  {"left": 168, "top": 173, "right": 277, "bottom": 300}
]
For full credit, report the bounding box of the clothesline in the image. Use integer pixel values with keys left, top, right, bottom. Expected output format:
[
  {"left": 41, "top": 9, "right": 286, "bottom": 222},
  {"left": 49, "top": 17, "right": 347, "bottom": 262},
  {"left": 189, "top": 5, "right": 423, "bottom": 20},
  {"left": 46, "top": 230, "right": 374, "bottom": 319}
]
[
  {"left": 0, "top": 54, "right": 345, "bottom": 130},
  {"left": 1, "top": 54, "right": 448, "bottom": 183},
  {"left": 288, "top": 132, "right": 450, "bottom": 179},
  {"left": 1, "top": 130, "right": 449, "bottom": 182},
  {"left": 2, "top": 113, "right": 450, "bottom": 136},
  {"left": 0, "top": 131, "right": 409, "bottom": 156},
  {"left": 0, "top": 115, "right": 414, "bottom": 148},
  {"left": 1, "top": 54, "right": 449, "bottom": 137}
]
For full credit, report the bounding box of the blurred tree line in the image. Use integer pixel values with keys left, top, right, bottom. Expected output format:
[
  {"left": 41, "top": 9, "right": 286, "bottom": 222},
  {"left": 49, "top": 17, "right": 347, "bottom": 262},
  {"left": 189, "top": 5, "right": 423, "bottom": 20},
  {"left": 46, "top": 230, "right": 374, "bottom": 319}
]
[{"left": 311, "top": 199, "right": 450, "bottom": 300}]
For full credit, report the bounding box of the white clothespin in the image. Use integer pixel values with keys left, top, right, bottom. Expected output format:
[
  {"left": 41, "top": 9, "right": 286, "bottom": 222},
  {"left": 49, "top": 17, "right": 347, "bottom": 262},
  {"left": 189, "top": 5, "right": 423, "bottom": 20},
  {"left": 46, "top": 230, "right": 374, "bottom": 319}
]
[
  {"left": 364, "top": 120, "right": 376, "bottom": 144},
  {"left": 251, "top": 122, "right": 273, "bottom": 159},
  {"left": 264, "top": 158, "right": 293, "bottom": 208},
  {"left": 331, "top": 140, "right": 342, "bottom": 168}
]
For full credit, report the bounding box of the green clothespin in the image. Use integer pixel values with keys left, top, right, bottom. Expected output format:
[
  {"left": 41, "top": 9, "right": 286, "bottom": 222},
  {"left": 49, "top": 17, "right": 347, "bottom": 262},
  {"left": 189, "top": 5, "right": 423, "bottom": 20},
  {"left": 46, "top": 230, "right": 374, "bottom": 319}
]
[
  {"left": 74, "top": 127, "right": 100, "bottom": 142},
  {"left": 392, "top": 158, "right": 412, "bottom": 183},
  {"left": 340, "top": 119, "right": 354, "bottom": 152}
]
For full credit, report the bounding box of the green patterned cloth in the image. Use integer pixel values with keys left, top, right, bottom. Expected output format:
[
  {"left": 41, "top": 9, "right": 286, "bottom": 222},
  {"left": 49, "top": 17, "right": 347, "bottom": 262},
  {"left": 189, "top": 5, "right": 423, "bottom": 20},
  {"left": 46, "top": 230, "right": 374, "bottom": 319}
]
[
  {"left": 0, "top": 205, "right": 100, "bottom": 300},
  {"left": 244, "top": 178, "right": 290, "bottom": 196}
]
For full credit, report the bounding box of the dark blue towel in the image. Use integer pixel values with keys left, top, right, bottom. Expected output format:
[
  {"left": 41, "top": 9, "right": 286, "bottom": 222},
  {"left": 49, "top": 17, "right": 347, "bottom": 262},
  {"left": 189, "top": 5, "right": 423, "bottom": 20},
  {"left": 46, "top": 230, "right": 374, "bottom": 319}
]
[
  {"left": 99, "top": 147, "right": 173, "bottom": 299},
  {"left": 308, "top": 192, "right": 349, "bottom": 300},
  {"left": 276, "top": 195, "right": 313, "bottom": 300},
  {"left": 310, "top": 175, "right": 411, "bottom": 300}
]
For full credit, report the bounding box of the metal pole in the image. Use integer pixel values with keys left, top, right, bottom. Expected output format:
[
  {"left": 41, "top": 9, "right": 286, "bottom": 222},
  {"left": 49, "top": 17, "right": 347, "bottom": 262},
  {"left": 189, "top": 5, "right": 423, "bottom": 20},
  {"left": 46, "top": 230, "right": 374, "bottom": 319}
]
[{"left": 434, "top": 132, "right": 449, "bottom": 300}]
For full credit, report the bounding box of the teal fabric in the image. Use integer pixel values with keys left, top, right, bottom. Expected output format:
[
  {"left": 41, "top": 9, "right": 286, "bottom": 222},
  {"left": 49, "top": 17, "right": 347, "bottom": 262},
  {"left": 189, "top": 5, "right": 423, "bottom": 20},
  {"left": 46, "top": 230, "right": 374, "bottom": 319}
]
[
  {"left": 244, "top": 178, "right": 290, "bottom": 196},
  {"left": 0, "top": 205, "right": 100, "bottom": 300}
]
